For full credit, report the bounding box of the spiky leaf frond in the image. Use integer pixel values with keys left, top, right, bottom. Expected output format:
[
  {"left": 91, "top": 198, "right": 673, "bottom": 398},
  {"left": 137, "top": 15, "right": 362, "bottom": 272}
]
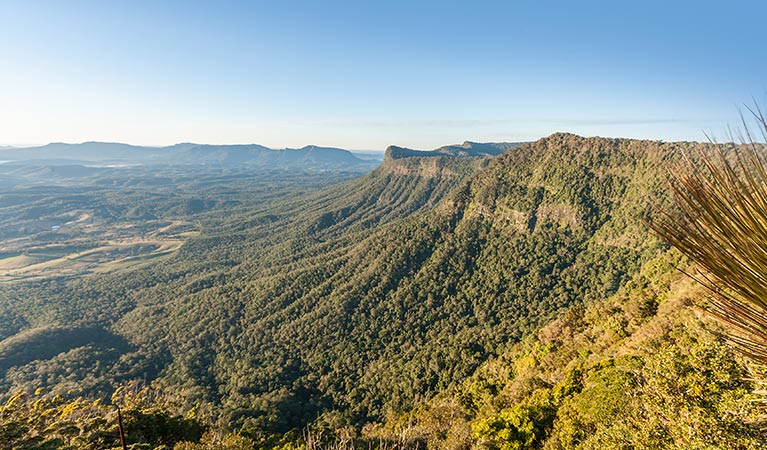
[{"left": 649, "top": 110, "right": 767, "bottom": 364}]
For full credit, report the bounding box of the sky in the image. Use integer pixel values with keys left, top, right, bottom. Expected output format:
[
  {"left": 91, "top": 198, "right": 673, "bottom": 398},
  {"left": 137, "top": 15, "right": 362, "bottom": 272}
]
[{"left": 1, "top": 0, "right": 766, "bottom": 150}]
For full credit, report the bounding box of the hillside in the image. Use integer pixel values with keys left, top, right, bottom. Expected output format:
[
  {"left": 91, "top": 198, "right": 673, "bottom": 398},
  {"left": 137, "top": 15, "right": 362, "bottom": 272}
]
[
  {"left": 0, "top": 134, "right": 760, "bottom": 448},
  {"left": 368, "top": 252, "right": 763, "bottom": 448}
]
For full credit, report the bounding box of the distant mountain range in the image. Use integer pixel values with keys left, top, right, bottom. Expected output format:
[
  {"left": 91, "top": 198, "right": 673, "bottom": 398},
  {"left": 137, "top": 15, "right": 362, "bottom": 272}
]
[
  {"left": 0, "top": 142, "right": 375, "bottom": 169},
  {"left": 0, "top": 141, "right": 524, "bottom": 171}
]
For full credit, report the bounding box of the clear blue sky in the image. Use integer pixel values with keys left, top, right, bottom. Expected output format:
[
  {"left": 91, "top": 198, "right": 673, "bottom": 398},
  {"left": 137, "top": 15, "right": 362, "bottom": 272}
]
[{"left": 1, "top": 0, "right": 765, "bottom": 149}]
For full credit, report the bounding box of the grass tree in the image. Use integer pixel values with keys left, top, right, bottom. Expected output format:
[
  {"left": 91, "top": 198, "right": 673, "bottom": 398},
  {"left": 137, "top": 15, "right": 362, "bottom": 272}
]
[{"left": 649, "top": 106, "right": 767, "bottom": 365}]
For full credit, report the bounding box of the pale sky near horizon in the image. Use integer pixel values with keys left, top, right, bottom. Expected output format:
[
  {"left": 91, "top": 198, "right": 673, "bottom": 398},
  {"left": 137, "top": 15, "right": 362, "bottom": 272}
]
[{"left": 1, "top": 0, "right": 766, "bottom": 150}]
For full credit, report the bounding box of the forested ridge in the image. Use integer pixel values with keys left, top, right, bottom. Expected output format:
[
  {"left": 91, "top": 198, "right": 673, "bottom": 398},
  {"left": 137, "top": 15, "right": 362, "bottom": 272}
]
[{"left": 0, "top": 134, "right": 763, "bottom": 449}]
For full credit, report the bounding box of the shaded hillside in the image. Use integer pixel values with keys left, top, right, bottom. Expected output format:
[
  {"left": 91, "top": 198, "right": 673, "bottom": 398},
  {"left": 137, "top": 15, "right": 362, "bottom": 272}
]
[{"left": 0, "top": 134, "right": 711, "bottom": 434}]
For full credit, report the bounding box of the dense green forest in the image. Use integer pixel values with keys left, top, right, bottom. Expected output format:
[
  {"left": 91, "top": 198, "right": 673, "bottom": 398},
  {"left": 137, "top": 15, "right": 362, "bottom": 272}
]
[{"left": 0, "top": 134, "right": 764, "bottom": 448}]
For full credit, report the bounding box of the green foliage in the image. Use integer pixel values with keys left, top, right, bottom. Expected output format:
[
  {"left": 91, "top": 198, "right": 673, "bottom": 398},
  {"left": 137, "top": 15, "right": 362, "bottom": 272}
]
[
  {"left": 371, "top": 248, "right": 764, "bottom": 449},
  {"left": 0, "top": 382, "right": 216, "bottom": 450},
  {"left": 471, "top": 404, "right": 539, "bottom": 450}
]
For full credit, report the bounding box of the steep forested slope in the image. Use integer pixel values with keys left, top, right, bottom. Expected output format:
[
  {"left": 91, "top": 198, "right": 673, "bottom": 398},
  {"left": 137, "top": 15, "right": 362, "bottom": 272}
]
[
  {"left": 370, "top": 250, "right": 763, "bottom": 449},
  {"left": 0, "top": 134, "right": 721, "bottom": 436}
]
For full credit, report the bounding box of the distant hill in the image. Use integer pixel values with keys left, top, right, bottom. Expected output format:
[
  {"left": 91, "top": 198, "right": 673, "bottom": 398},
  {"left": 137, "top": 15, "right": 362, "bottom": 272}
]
[
  {"left": 0, "top": 141, "right": 525, "bottom": 178},
  {"left": 0, "top": 142, "right": 160, "bottom": 162},
  {"left": 181, "top": 144, "right": 367, "bottom": 167},
  {"left": 0, "top": 142, "right": 379, "bottom": 170}
]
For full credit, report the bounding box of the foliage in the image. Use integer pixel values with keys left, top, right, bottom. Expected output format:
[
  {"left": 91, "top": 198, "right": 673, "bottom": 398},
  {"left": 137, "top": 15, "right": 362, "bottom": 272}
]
[
  {"left": 370, "top": 250, "right": 765, "bottom": 449},
  {"left": 0, "top": 381, "right": 207, "bottom": 450},
  {"left": 471, "top": 403, "right": 545, "bottom": 450}
]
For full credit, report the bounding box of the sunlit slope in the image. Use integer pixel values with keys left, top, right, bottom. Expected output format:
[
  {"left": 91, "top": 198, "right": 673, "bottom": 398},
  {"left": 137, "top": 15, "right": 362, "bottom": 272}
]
[{"left": 369, "top": 251, "right": 762, "bottom": 449}]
